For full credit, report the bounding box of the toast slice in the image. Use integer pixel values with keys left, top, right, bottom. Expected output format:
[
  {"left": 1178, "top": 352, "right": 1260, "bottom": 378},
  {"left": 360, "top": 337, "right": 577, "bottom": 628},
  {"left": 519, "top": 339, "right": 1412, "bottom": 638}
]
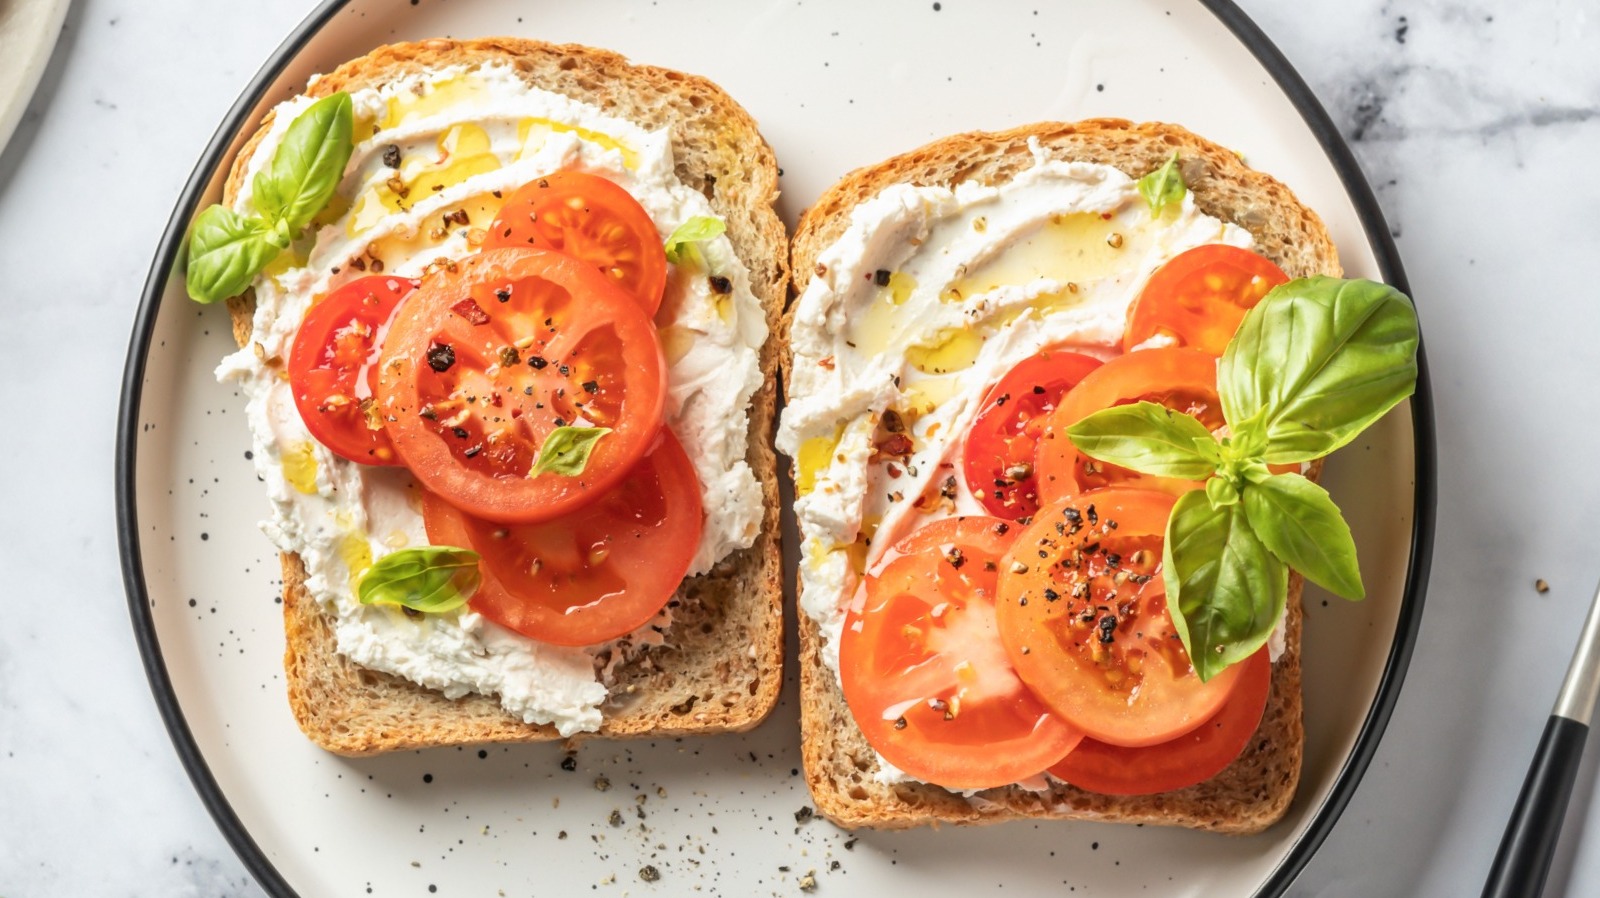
[
  {"left": 784, "top": 120, "right": 1340, "bottom": 833},
  {"left": 222, "top": 38, "right": 788, "bottom": 755}
]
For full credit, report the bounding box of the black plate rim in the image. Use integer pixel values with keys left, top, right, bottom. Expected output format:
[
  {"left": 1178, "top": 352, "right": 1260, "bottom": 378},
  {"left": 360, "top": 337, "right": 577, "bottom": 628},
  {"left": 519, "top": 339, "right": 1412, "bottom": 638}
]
[{"left": 114, "top": 2, "right": 1437, "bottom": 895}]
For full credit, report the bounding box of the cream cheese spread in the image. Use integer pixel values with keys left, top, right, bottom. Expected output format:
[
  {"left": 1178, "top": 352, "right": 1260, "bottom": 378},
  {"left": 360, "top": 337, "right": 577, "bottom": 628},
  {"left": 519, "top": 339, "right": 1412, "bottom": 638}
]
[
  {"left": 778, "top": 141, "right": 1255, "bottom": 677},
  {"left": 218, "top": 64, "right": 766, "bottom": 737},
  {"left": 776, "top": 142, "right": 1281, "bottom": 785}
]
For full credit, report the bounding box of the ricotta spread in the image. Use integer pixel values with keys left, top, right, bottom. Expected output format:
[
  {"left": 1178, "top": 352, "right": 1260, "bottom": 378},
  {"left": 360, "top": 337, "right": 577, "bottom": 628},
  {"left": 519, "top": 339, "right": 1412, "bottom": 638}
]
[
  {"left": 776, "top": 141, "right": 1276, "bottom": 784},
  {"left": 218, "top": 64, "right": 766, "bottom": 737}
]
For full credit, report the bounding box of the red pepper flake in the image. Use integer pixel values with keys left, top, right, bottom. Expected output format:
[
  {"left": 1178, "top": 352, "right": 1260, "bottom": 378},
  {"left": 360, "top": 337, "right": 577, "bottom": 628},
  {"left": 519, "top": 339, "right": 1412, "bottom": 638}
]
[
  {"left": 871, "top": 432, "right": 915, "bottom": 461},
  {"left": 451, "top": 297, "right": 490, "bottom": 325}
]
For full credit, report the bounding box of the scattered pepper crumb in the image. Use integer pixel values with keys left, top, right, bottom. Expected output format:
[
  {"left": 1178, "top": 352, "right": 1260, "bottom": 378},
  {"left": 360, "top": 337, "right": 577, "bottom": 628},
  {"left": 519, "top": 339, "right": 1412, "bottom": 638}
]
[{"left": 639, "top": 865, "right": 661, "bottom": 883}]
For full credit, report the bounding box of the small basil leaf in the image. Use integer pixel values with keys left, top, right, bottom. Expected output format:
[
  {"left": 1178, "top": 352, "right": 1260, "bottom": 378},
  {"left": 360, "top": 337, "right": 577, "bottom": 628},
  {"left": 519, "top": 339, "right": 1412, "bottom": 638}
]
[
  {"left": 532, "top": 426, "right": 612, "bottom": 476},
  {"left": 184, "top": 206, "right": 282, "bottom": 304},
  {"left": 1137, "top": 152, "right": 1186, "bottom": 216},
  {"left": 357, "top": 546, "right": 481, "bottom": 614},
  {"left": 1242, "top": 473, "right": 1363, "bottom": 600},
  {"left": 1164, "top": 489, "right": 1287, "bottom": 682},
  {"left": 254, "top": 92, "right": 355, "bottom": 232},
  {"left": 1066, "top": 401, "right": 1219, "bottom": 480},
  {"left": 1218, "top": 276, "right": 1419, "bottom": 464},
  {"left": 1205, "top": 476, "right": 1240, "bottom": 507},
  {"left": 663, "top": 215, "right": 726, "bottom": 265}
]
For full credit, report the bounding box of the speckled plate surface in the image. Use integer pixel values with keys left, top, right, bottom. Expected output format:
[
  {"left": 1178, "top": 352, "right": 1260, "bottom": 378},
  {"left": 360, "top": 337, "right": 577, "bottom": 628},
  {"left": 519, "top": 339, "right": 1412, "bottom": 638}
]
[{"left": 117, "top": 1, "right": 1435, "bottom": 895}]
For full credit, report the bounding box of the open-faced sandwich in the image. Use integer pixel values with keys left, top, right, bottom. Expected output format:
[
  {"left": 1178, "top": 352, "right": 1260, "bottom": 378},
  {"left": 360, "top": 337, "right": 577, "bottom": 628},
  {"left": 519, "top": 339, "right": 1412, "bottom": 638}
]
[
  {"left": 778, "top": 121, "right": 1418, "bottom": 832},
  {"left": 190, "top": 38, "right": 787, "bottom": 754}
]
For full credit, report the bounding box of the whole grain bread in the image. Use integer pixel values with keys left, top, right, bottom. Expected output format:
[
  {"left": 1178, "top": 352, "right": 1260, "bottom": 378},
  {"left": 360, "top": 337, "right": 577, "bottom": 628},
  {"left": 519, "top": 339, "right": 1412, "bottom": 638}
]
[
  {"left": 783, "top": 120, "right": 1340, "bottom": 833},
  {"left": 222, "top": 38, "right": 788, "bottom": 755}
]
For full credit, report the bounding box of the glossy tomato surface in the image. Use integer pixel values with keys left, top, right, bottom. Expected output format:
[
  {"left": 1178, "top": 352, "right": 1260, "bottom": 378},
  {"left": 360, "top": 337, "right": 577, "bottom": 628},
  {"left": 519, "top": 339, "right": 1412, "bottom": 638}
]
[
  {"left": 996, "top": 488, "right": 1244, "bottom": 748},
  {"left": 486, "top": 171, "right": 668, "bottom": 315},
  {"left": 286, "top": 275, "right": 419, "bottom": 465},
  {"left": 961, "top": 349, "right": 1102, "bottom": 520},
  {"left": 1035, "top": 347, "right": 1221, "bottom": 501},
  {"left": 377, "top": 248, "right": 666, "bottom": 524},
  {"left": 1123, "top": 244, "right": 1289, "bottom": 356},
  {"left": 840, "top": 516, "right": 1083, "bottom": 791},
  {"left": 422, "top": 429, "right": 702, "bottom": 646},
  {"left": 1048, "top": 648, "right": 1272, "bottom": 795}
]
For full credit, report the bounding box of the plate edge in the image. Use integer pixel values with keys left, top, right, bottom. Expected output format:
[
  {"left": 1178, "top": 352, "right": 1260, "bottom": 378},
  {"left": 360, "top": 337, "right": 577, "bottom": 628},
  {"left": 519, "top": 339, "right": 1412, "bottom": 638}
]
[
  {"left": 114, "top": 3, "right": 348, "bottom": 897},
  {"left": 111, "top": 3, "right": 1440, "bottom": 897},
  {"left": 1195, "top": 2, "right": 1437, "bottom": 896}
]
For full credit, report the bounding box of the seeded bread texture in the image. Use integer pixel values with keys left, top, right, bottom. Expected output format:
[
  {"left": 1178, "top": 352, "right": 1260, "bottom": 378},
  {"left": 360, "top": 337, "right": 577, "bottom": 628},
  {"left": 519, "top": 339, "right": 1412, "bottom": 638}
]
[
  {"left": 783, "top": 119, "right": 1341, "bottom": 833},
  {"left": 222, "top": 38, "right": 787, "bottom": 755}
]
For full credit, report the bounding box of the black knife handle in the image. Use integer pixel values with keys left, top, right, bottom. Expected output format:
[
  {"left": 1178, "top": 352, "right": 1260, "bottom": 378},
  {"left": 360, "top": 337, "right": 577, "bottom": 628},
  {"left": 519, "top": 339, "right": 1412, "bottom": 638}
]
[{"left": 1483, "top": 715, "right": 1590, "bottom": 898}]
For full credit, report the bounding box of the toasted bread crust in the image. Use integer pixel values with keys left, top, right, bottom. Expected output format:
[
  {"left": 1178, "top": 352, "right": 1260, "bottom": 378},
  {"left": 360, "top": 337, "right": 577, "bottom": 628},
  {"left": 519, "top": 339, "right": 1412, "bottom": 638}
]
[
  {"left": 225, "top": 38, "right": 787, "bottom": 755},
  {"left": 784, "top": 120, "right": 1340, "bottom": 833}
]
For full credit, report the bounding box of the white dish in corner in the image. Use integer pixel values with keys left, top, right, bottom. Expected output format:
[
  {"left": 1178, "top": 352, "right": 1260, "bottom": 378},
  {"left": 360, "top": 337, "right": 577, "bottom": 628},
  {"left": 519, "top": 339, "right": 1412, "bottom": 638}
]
[{"left": 0, "top": 0, "right": 71, "bottom": 154}]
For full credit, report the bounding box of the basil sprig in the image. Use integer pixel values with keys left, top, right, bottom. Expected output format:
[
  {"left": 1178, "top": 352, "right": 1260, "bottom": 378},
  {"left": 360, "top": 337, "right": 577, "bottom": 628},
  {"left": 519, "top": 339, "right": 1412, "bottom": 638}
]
[
  {"left": 185, "top": 92, "right": 355, "bottom": 303},
  {"left": 531, "top": 426, "right": 611, "bottom": 477},
  {"left": 357, "top": 546, "right": 481, "bottom": 614},
  {"left": 1137, "top": 152, "right": 1186, "bottom": 216},
  {"left": 1067, "top": 276, "right": 1419, "bottom": 680},
  {"left": 663, "top": 215, "right": 726, "bottom": 266}
]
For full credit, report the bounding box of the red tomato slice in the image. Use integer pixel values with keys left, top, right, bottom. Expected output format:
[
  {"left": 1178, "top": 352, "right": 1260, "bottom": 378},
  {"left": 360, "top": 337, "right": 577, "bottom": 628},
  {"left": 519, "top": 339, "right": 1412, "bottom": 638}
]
[
  {"left": 422, "top": 430, "right": 703, "bottom": 646},
  {"left": 961, "top": 349, "right": 1102, "bottom": 521},
  {"left": 996, "top": 488, "right": 1245, "bottom": 748},
  {"left": 286, "top": 275, "right": 420, "bottom": 465},
  {"left": 377, "top": 247, "right": 666, "bottom": 524},
  {"left": 1123, "top": 244, "right": 1288, "bottom": 356},
  {"left": 840, "top": 516, "right": 1084, "bottom": 791},
  {"left": 1048, "top": 648, "right": 1271, "bottom": 795},
  {"left": 486, "top": 171, "right": 668, "bottom": 315},
  {"left": 1034, "top": 347, "right": 1221, "bottom": 501}
]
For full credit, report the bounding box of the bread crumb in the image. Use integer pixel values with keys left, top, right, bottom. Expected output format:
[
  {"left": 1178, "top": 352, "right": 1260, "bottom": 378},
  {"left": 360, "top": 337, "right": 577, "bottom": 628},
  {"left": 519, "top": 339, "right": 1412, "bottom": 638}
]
[
  {"left": 1536, "top": 579, "right": 1550, "bottom": 594},
  {"left": 799, "top": 869, "right": 818, "bottom": 892}
]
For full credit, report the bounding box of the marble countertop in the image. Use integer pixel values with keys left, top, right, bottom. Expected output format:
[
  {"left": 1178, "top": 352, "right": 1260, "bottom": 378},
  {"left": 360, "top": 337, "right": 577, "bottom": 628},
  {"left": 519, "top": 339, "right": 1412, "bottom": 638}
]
[{"left": 4, "top": 0, "right": 1598, "bottom": 894}]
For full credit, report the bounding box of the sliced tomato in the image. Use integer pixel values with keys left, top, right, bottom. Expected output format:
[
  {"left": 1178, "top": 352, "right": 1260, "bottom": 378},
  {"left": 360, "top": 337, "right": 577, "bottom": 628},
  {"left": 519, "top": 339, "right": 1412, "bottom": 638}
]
[
  {"left": 1034, "top": 347, "right": 1221, "bottom": 501},
  {"left": 376, "top": 247, "right": 666, "bottom": 524},
  {"left": 1123, "top": 244, "right": 1288, "bottom": 356},
  {"left": 422, "top": 430, "right": 702, "bottom": 646},
  {"left": 286, "top": 275, "right": 420, "bottom": 465},
  {"left": 961, "top": 349, "right": 1102, "bottom": 521},
  {"left": 996, "top": 488, "right": 1244, "bottom": 748},
  {"left": 1048, "top": 648, "right": 1271, "bottom": 795},
  {"left": 485, "top": 171, "right": 667, "bottom": 314},
  {"left": 840, "top": 516, "right": 1083, "bottom": 791}
]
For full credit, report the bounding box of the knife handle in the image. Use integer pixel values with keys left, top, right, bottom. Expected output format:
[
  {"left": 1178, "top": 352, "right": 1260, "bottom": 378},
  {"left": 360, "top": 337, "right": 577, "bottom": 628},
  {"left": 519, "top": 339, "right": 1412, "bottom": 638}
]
[{"left": 1482, "top": 715, "right": 1590, "bottom": 898}]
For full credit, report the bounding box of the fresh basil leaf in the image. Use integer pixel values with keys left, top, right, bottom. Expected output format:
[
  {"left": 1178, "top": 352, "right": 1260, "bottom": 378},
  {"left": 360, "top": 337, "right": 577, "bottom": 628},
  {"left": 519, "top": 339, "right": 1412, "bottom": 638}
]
[
  {"left": 1137, "top": 152, "right": 1186, "bottom": 216},
  {"left": 532, "top": 426, "right": 612, "bottom": 476},
  {"left": 1067, "top": 401, "right": 1220, "bottom": 479},
  {"left": 184, "top": 206, "right": 283, "bottom": 304},
  {"left": 1218, "top": 276, "right": 1419, "bottom": 464},
  {"left": 1164, "top": 489, "right": 1287, "bottom": 682},
  {"left": 1242, "top": 472, "right": 1363, "bottom": 599},
  {"left": 253, "top": 92, "right": 355, "bottom": 232},
  {"left": 357, "top": 546, "right": 481, "bottom": 614},
  {"left": 1205, "top": 475, "right": 1240, "bottom": 507},
  {"left": 663, "top": 215, "right": 726, "bottom": 265}
]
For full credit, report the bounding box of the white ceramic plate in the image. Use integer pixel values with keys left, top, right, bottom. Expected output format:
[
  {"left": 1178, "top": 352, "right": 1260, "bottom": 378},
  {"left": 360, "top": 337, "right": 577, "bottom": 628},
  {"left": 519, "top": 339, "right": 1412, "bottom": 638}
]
[
  {"left": 118, "top": 1, "right": 1435, "bottom": 895},
  {"left": 0, "top": 0, "right": 71, "bottom": 154}
]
